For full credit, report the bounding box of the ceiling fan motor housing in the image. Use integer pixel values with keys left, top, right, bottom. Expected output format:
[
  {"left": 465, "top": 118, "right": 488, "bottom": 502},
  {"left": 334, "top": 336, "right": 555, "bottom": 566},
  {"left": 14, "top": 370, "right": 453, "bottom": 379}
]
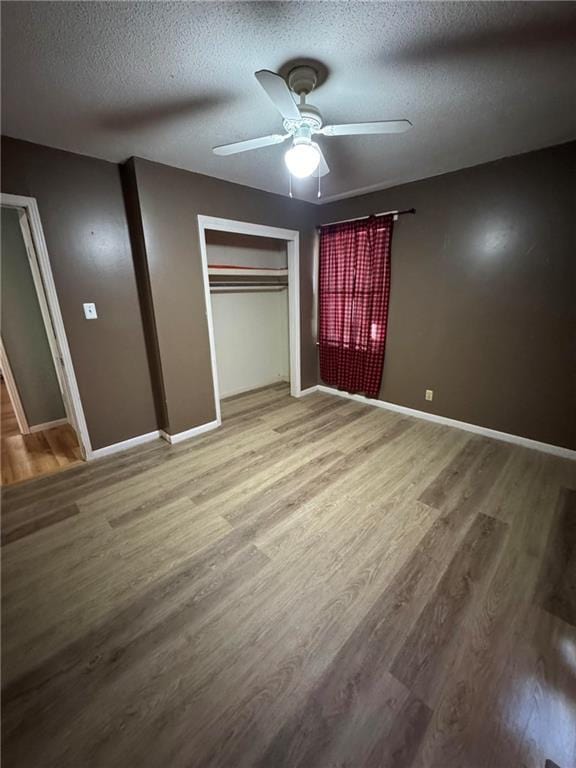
[
  {"left": 291, "top": 124, "right": 315, "bottom": 146},
  {"left": 283, "top": 65, "right": 323, "bottom": 135},
  {"left": 283, "top": 103, "right": 323, "bottom": 135}
]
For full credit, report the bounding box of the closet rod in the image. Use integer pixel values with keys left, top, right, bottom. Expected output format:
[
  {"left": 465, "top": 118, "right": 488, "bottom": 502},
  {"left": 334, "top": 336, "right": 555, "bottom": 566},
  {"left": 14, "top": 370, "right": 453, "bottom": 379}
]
[
  {"left": 210, "top": 286, "right": 286, "bottom": 293},
  {"left": 317, "top": 207, "right": 416, "bottom": 229}
]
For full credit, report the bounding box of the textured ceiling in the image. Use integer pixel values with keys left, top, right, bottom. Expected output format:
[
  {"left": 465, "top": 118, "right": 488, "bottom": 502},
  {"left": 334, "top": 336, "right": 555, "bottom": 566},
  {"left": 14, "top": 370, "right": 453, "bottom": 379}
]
[{"left": 2, "top": 1, "right": 576, "bottom": 202}]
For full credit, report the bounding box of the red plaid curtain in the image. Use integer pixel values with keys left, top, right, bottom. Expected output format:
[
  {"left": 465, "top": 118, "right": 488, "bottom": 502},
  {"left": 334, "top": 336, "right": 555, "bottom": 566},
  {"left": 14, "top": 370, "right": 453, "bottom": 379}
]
[{"left": 318, "top": 216, "right": 394, "bottom": 398}]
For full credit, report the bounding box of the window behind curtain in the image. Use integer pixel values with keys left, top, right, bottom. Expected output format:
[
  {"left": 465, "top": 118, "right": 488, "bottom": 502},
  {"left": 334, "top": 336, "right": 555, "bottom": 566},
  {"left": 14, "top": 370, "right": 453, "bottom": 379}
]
[{"left": 318, "top": 216, "right": 394, "bottom": 398}]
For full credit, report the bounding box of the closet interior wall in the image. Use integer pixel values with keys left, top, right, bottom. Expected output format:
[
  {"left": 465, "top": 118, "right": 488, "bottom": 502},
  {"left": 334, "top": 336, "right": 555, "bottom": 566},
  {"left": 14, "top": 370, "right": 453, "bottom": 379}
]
[{"left": 206, "top": 231, "right": 290, "bottom": 400}]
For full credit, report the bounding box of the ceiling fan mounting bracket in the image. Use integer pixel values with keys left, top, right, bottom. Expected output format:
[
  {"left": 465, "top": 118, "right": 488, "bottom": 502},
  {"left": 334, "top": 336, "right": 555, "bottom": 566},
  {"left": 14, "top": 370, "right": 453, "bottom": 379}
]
[{"left": 287, "top": 65, "right": 318, "bottom": 96}]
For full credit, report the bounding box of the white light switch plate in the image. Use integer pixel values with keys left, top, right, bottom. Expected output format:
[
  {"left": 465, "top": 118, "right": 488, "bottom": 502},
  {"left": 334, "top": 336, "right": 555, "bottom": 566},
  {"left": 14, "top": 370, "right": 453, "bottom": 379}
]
[
  {"left": 83, "top": 302, "right": 97, "bottom": 320},
  {"left": 425, "top": 389, "right": 434, "bottom": 401}
]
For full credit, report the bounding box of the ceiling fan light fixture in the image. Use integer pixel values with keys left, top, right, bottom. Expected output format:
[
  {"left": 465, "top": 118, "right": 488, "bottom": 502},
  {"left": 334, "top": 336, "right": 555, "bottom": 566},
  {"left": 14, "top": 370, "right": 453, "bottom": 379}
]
[
  {"left": 284, "top": 140, "right": 320, "bottom": 178},
  {"left": 213, "top": 67, "right": 412, "bottom": 183}
]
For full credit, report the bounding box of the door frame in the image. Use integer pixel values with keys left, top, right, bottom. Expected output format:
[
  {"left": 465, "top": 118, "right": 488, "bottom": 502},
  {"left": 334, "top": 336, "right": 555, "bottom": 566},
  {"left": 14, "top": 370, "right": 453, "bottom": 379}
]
[
  {"left": 0, "top": 336, "right": 30, "bottom": 434},
  {"left": 197, "top": 215, "right": 301, "bottom": 425},
  {"left": 1, "top": 193, "right": 92, "bottom": 458}
]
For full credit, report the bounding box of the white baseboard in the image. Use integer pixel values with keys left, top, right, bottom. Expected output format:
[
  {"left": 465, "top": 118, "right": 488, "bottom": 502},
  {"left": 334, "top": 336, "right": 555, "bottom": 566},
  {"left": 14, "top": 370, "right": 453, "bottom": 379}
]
[
  {"left": 296, "top": 386, "right": 320, "bottom": 398},
  {"left": 90, "top": 430, "right": 161, "bottom": 460},
  {"left": 29, "top": 418, "right": 68, "bottom": 433},
  {"left": 160, "top": 419, "right": 220, "bottom": 445},
  {"left": 317, "top": 386, "right": 576, "bottom": 460}
]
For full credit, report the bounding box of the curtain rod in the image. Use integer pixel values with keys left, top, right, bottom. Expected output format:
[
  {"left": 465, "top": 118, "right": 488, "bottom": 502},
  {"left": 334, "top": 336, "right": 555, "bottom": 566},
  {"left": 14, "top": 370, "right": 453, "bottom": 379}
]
[{"left": 317, "top": 207, "right": 416, "bottom": 229}]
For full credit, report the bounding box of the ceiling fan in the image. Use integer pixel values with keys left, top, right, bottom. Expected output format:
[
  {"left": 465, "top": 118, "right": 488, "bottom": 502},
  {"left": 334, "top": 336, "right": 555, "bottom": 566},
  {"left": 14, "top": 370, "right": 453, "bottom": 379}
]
[{"left": 213, "top": 65, "right": 412, "bottom": 179}]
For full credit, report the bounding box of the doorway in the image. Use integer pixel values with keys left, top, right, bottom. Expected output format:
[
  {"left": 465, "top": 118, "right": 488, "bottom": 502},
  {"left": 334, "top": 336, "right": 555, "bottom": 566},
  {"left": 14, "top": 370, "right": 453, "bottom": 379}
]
[
  {"left": 1, "top": 195, "right": 91, "bottom": 483},
  {"left": 197, "top": 216, "right": 301, "bottom": 425}
]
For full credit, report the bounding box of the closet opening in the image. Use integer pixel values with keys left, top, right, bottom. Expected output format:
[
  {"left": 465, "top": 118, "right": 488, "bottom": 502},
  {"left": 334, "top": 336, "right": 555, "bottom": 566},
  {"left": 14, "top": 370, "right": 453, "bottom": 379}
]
[
  {"left": 197, "top": 216, "right": 301, "bottom": 425},
  {"left": 1, "top": 194, "right": 92, "bottom": 482}
]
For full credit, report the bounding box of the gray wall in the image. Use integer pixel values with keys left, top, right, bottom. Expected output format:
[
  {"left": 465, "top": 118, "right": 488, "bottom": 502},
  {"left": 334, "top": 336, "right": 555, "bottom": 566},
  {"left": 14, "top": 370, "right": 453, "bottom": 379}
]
[
  {"left": 2, "top": 135, "right": 573, "bottom": 451},
  {"left": 1, "top": 206, "right": 65, "bottom": 426},
  {"left": 1, "top": 137, "right": 157, "bottom": 449},
  {"left": 125, "top": 158, "right": 318, "bottom": 435},
  {"left": 318, "top": 142, "right": 576, "bottom": 450}
]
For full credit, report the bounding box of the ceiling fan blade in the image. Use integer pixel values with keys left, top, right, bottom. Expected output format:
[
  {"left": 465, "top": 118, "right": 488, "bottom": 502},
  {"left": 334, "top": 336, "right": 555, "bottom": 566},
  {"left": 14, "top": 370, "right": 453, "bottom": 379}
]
[
  {"left": 254, "top": 70, "right": 301, "bottom": 121},
  {"left": 315, "top": 144, "right": 330, "bottom": 177},
  {"left": 320, "top": 120, "right": 413, "bottom": 136},
  {"left": 213, "top": 134, "right": 289, "bottom": 156}
]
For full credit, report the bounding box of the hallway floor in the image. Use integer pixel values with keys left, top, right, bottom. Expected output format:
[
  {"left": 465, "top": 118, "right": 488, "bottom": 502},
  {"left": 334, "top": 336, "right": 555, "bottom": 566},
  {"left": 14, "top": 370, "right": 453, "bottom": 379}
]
[{"left": 1, "top": 379, "right": 82, "bottom": 485}]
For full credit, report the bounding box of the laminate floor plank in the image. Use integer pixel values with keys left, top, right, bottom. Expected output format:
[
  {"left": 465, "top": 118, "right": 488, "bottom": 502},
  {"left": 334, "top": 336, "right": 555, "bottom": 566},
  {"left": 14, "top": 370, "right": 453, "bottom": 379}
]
[
  {"left": 540, "top": 488, "right": 576, "bottom": 627},
  {"left": 410, "top": 445, "right": 575, "bottom": 768},
  {"left": 1, "top": 381, "right": 82, "bottom": 486},
  {"left": 390, "top": 513, "right": 508, "bottom": 705},
  {"left": 254, "top": 440, "right": 506, "bottom": 768},
  {"left": 108, "top": 501, "right": 437, "bottom": 768},
  {"left": 2, "top": 384, "right": 574, "bottom": 767}
]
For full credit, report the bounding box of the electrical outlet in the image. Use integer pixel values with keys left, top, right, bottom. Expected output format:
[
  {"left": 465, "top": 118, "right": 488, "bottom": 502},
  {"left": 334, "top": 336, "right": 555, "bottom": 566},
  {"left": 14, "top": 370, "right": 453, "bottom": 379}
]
[
  {"left": 425, "top": 389, "right": 434, "bottom": 401},
  {"left": 83, "top": 302, "right": 98, "bottom": 320}
]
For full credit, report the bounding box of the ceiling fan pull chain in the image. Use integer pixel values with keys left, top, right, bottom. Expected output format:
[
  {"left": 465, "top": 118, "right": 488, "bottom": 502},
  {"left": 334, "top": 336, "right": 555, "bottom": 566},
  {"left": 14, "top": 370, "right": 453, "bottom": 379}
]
[
  {"left": 317, "top": 166, "right": 321, "bottom": 199},
  {"left": 289, "top": 170, "right": 293, "bottom": 198}
]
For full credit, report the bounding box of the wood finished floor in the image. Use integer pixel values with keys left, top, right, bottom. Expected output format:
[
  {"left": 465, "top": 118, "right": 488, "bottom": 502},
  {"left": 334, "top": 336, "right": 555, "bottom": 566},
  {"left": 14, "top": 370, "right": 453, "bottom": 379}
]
[
  {"left": 1, "top": 380, "right": 82, "bottom": 486},
  {"left": 2, "top": 383, "right": 575, "bottom": 768}
]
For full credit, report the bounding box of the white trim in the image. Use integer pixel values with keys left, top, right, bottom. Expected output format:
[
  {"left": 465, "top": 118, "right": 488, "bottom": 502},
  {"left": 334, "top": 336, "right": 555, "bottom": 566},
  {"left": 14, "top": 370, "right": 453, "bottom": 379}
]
[
  {"left": 196, "top": 215, "right": 302, "bottom": 414},
  {"left": 0, "top": 337, "right": 30, "bottom": 434},
  {"left": 1, "top": 194, "right": 93, "bottom": 460},
  {"left": 286, "top": 234, "right": 301, "bottom": 397},
  {"left": 29, "top": 418, "right": 68, "bottom": 433},
  {"left": 197, "top": 218, "right": 223, "bottom": 427},
  {"left": 91, "top": 430, "right": 161, "bottom": 459},
  {"left": 296, "top": 385, "right": 320, "bottom": 398},
  {"left": 317, "top": 385, "right": 576, "bottom": 460},
  {"left": 160, "top": 419, "right": 219, "bottom": 445},
  {"left": 17, "top": 210, "right": 70, "bottom": 410},
  {"left": 198, "top": 216, "right": 299, "bottom": 242}
]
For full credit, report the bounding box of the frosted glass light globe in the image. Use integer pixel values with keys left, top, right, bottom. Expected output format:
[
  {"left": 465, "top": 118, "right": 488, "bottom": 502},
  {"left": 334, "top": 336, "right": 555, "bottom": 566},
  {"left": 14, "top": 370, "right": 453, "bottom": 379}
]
[{"left": 284, "top": 142, "right": 320, "bottom": 178}]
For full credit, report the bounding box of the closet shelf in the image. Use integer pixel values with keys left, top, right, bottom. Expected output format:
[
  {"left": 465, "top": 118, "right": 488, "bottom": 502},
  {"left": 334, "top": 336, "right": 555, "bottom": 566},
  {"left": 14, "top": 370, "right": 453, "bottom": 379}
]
[{"left": 208, "top": 267, "right": 288, "bottom": 277}]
